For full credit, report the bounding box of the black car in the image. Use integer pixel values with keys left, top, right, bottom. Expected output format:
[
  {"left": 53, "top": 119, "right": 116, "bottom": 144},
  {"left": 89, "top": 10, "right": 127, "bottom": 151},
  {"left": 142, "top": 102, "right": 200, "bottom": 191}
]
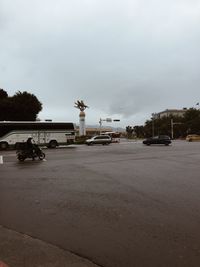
[{"left": 143, "top": 135, "right": 171, "bottom": 146}]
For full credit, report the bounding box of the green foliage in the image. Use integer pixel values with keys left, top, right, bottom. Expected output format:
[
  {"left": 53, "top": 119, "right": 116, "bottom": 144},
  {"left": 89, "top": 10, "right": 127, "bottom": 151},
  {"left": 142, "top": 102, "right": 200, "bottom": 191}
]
[
  {"left": 133, "top": 125, "right": 145, "bottom": 138},
  {"left": 182, "top": 108, "right": 200, "bottom": 135},
  {"left": 143, "top": 115, "right": 184, "bottom": 138},
  {"left": 129, "top": 108, "right": 200, "bottom": 139},
  {"left": 0, "top": 89, "right": 8, "bottom": 98},
  {"left": 126, "top": 125, "right": 134, "bottom": 138},
  {"left": 0, "top": 89, "right": 42, "bottom": 121}
]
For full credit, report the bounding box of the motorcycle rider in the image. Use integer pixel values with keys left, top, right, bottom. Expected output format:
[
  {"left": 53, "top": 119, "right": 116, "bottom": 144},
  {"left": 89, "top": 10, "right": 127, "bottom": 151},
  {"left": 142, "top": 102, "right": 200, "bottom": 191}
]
[
  {"left": 26, "top": 137, "right": 35, "bottom": 159},
  {"left": 17, "top": 137, "right": 45, "bottom": 161}
]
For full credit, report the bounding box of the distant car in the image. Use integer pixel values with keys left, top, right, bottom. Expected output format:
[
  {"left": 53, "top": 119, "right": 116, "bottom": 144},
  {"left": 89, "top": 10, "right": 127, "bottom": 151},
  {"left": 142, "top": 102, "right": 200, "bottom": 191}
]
[
  {"left": 85, "top": 135, "right": 112, "bottom": 145},
  {"left": 143, "top": 135, "right": 171, "bottom": 146},
  {"left": 186, "top": 134, "right": 200, "bottom": 142}
]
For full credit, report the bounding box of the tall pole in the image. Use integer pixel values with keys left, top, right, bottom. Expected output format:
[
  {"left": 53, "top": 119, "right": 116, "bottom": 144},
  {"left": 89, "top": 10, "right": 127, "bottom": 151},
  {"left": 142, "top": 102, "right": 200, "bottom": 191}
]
[
  {"left": 152, "top": 119, "right": 155, "bottom": 137},
  {"left": 171, "top": 119, "right": 174, "bottom": 139},
  {"left": 79, "top": 111, "right": 86, "bottom": 136},
  {"left": 151, "top": 113, "right": 155, "bottom": 137},
  {"left": 99, "top": 118, "right": 102, "bottom": 135}
]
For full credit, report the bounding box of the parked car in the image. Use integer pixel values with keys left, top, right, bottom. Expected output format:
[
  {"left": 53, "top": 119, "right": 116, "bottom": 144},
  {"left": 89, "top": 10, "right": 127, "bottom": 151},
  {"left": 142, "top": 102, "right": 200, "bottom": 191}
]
[
  {"left": 85, "top": 135, "right": 112, "bottom": 145},
  {"left": 186, "top": 134, "right": 200, "bottom": 142},
  {"left": 143, "top": 135, "right": 171, "bottom": 146}
]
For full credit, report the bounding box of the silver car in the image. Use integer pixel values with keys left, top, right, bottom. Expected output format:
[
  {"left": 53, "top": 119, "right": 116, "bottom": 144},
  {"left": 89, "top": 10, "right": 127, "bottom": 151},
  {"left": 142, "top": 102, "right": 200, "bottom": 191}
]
[{"left": 85, "top": 135, "right": 112, "bottom": 145}]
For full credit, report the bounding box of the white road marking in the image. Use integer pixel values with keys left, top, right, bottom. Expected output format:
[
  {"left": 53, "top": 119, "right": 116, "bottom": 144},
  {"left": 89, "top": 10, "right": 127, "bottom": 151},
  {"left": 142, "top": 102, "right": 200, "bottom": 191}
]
[{"left": 0, "top": 155, "right": 3, "bottom": 164}]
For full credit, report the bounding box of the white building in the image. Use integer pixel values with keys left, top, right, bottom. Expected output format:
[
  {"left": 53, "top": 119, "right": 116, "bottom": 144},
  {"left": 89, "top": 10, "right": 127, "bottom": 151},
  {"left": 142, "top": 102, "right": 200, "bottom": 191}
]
[{"left": 152, "top": 108, "right": 187, "bottom": 119}]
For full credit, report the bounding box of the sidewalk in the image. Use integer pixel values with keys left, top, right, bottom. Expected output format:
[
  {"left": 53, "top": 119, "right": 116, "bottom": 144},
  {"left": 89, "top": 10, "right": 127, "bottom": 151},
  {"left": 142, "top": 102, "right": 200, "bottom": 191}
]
[{"left": 0, "top": 225, "right": 100, "bottom": 267}]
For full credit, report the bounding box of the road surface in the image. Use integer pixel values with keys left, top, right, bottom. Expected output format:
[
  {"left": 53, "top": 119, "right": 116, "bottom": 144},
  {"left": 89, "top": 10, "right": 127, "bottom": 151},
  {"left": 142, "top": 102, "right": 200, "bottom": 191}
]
[{"left": 1, "top": 140, "right": 200, "bottom": 266}]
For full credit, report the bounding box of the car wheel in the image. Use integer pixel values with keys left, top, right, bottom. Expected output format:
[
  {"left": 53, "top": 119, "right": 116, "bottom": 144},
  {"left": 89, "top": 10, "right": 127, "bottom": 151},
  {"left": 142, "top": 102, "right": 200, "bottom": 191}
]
[
  {"left": 88, "top": 142, "right": 93, "bottom": 146},
  {"left": 147, "top": 143, "right": 151, "bottom": 146}
]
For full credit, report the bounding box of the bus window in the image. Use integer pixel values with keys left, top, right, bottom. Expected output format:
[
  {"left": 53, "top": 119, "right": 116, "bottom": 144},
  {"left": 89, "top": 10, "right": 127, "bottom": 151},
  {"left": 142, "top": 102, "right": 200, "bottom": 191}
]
[{"left": 0, "top": 121, "right": 76, "bottom": 150}]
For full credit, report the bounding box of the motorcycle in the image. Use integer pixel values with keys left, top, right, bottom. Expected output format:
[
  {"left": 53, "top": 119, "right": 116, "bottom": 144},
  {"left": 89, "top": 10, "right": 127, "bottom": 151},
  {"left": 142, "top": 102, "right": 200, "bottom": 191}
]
[{"left": 16, "top": 143, "right": 45, "bottom": 161}]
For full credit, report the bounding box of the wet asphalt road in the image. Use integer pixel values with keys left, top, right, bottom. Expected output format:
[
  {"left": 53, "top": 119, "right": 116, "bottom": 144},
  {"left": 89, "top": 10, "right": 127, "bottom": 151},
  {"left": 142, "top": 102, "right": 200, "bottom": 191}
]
[{"left": 1, "top": 140, "right": 200, "bottom": 267}]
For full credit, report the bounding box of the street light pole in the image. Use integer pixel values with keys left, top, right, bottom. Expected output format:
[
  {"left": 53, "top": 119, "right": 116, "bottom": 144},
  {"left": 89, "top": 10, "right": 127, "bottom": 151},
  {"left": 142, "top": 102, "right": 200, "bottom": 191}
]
[
  {"left": 152, "top": 119, "right": 155, "bottom": 137},
  {"left": 151, "top": 113, "right": 156, "bottom": 137},
  {"left": 171, "top": 119, "right": 174, "bottom": 139},
  {"left": 99, "top": 118, "right": 120, "bottom": 134},
  {"left": 99, "top": 118, "right": 103, "bottom": 134},
  {"left": 171, "top": 119, "right": 182, "bottom": 139},
  {"left": 99, "top": 118, "right": 111, "bottom": 134}
]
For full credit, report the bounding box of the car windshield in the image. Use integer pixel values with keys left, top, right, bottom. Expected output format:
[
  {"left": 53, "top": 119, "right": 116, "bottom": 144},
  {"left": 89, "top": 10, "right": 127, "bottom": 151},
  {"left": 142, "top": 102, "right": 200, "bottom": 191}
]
[{"left": 159, "top": 135, "right": 170, "bottom": 139}]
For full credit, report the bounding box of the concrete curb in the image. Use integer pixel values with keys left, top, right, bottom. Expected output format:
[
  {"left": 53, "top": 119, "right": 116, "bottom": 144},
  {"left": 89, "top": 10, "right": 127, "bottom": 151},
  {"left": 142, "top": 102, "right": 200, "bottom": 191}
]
[{"left": 0, "top": 225, "right": 100, "bottom": 267}]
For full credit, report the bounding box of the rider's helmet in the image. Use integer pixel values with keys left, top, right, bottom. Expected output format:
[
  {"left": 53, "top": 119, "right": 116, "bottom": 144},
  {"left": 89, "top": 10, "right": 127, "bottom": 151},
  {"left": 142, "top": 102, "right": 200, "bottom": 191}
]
[{"left": 27, "top": 136, "right": 33, "bottom": 142}]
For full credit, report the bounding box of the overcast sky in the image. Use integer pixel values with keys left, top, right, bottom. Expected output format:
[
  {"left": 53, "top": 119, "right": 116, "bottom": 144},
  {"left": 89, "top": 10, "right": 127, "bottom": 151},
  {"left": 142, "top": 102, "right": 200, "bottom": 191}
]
[{"left": 0, "top": 0, "right": 200, "bottom": 128}]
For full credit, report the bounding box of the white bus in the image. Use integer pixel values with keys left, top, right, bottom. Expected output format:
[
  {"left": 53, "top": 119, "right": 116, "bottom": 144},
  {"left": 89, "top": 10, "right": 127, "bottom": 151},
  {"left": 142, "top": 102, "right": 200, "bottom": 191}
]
[
  {"left": 0, "top": 121, "right": 76, "bottom": 150},
  {"left": 101, "top": 131, "right": 121, "bottom": 143}
]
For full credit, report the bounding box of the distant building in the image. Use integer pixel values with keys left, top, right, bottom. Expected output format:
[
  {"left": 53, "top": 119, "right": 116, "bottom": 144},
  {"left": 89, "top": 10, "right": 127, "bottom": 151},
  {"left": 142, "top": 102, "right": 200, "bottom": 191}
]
[{"left": 152, "top": 108, "right": 187, "bottom": 119}]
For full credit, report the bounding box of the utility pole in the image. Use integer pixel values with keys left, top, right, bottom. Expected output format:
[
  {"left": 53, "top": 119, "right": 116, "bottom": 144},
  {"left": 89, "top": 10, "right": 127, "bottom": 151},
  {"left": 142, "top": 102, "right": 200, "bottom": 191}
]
[
  {"left": 171, "top": 119, "right": 174, "bottom": 139},
  {"left": 151, "top": 113, "right": 156, "bottom": 137},
  {"left": 152, "top": 119, "right": 155, "bottom": 137},
  {"left": 171, "top": 119, "right": 182, "bottom": 139},
  {"left": 99, "top": 118, "right": 120, "bottom": 134},
  {"left": 99, "top": 118, "right": 112, "bottom": 134}
]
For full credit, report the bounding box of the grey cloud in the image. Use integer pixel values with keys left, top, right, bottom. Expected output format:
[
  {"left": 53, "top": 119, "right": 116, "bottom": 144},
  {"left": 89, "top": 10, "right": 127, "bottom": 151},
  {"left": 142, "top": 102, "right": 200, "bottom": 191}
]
[{"left": 1, "top": 0, "right": 200, "bottom": 127}]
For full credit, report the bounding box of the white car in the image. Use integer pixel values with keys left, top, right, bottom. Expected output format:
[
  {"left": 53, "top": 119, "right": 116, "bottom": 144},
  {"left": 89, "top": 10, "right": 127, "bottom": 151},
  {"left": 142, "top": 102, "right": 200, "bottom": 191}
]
[{"left": 85, "top": 135, "right": 112, "bottom": 145}]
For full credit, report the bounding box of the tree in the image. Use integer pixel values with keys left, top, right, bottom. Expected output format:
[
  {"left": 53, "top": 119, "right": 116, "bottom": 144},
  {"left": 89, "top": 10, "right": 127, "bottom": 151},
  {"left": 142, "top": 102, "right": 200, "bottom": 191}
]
[
  {"left": 143, "top": 119, "right": 153, "bottom": 137},
  {"left": 143, "top": 115, "right": 183, "bottom": 138},
  {"left": 0, "top": 89, "right": 10, "bottom": 121},
  {"left": 133, "top": 125, "right": 145, "bottom": 138},
  {"left": 141, "top": 109, "right": 200, "bottom": 139},
  {"left": 126, "top": 108, "right": 200, "bottom": 139},
  {"left": 126, "top": 126, "right": 134, "bottom": 138},
  {"left": 0, "top": 89, "right": 8, "bottom": 98},
  {"left": 0, "top": 89, "right": 42, "bottom": 121},
  {"left": 11, "top": 91, "right": 42, "bottom": 121},
  {"left": 182, "top": 108, "right": 200, "bottom": 134}
]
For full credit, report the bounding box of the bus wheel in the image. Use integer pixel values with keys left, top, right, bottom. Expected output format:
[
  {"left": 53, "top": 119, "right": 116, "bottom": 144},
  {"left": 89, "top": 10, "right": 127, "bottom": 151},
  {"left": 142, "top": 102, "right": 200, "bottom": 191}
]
[
  {"left": 0, "top": 142, "right": 9, "bottom": 150},
  {"left": 48, "top": 140, "right": 57, "bottom": 148}
]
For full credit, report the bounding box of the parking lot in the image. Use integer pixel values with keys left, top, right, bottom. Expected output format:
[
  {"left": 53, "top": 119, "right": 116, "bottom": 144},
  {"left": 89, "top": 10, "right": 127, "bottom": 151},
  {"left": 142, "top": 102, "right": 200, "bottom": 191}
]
[{"left": 1, "top": 140, "right": 200, "bottom": 267}]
